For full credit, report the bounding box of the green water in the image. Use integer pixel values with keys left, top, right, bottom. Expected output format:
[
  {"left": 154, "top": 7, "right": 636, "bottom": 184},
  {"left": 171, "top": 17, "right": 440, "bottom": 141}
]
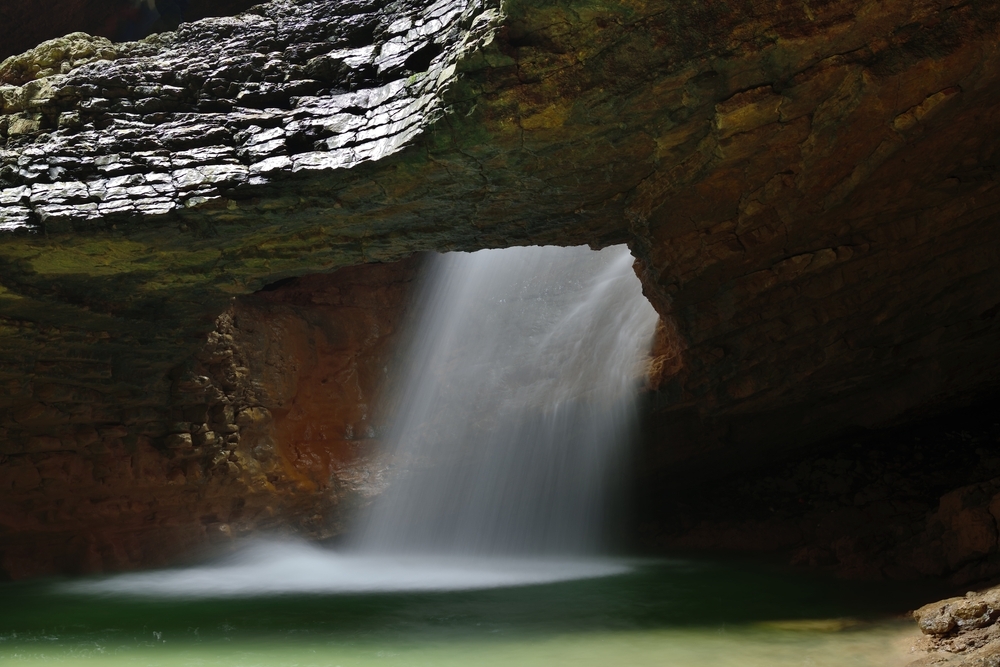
[{"left": 0, "top": 559, "right": 939, "bottom": 666}]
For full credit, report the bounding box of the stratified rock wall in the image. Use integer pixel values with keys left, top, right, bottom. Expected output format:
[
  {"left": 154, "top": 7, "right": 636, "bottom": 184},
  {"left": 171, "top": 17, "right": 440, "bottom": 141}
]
[
  {"left": 0, "top": 257, "right": 417, "bottom": 578},
  {"left": 0, "top": 0, "right": 999, "bottom": 576},
  {"left": 634, "top": 5, "right": 1000, "bottom": 460}
]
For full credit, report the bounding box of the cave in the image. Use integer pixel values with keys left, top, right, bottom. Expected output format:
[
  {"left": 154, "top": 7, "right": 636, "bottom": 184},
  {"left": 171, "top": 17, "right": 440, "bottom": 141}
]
[{"left": 2, "top": 0, "right": 1000, "bottom": 663}]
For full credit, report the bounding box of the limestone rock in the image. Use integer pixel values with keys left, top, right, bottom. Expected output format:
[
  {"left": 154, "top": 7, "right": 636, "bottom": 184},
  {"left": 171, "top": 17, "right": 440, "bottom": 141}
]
[
  {"left": 910, "top": 588, "right": 1000, "bottom": 667},
  {"left": 0, "top": 33, "right": 117, "bottom": 86},
  {"left": 915, "top": 593, "right": 999, "bottom": 636},
  {"left": 0, "top": 0, "right": 999, "bottom": 575}
]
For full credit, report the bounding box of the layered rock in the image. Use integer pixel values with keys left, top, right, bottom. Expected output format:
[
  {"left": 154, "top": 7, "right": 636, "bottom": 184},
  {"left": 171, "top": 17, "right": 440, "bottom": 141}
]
[
  {"left": 0, "top": 0, "right": 999, "bottom": 575},
  {"left": 910, "top": 586, "right": 1000, "bottom": 666},
  {"left": 0, "top": 256, "right": 418, "bottom": 578}
]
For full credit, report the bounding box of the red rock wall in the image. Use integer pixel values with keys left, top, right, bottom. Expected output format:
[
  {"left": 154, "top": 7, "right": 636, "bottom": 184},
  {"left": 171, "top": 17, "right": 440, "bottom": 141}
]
[
  {"left": 0, "top": 257, "right": 420, "bottom": 579},
  {"left": 228, "top": 260, "right": 423, "bottom": 514}
]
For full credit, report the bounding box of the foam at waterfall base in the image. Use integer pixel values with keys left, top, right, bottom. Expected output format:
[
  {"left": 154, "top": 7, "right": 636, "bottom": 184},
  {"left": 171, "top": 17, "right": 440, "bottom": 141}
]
[{"left": 62, "top": 539, "right": 631, "bottom": 598}]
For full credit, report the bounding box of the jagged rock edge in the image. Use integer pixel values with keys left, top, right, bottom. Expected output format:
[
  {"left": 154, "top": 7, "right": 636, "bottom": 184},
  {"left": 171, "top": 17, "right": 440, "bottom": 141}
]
[{"left": 0, "top": 0, "right": 505, "bottom": 234}]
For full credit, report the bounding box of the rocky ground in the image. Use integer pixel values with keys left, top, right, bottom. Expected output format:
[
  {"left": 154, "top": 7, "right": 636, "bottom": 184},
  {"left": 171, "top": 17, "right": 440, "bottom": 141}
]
[{"left": 910, "top": 586, "right": 1000, "bottom": 666}]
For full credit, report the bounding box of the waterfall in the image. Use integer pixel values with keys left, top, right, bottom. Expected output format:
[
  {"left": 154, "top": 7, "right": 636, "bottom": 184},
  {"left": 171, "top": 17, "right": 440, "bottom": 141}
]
[
  {"left": 64, "top": 244, "right": 659, "bottom": 597},
  {"left": 355, "top": 244, "right": 660, "bottom": 555}
]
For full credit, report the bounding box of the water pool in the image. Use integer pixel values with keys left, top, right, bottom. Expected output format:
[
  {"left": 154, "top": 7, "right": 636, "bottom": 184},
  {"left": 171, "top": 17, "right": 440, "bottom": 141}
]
[{"left": 0, "top": 553, "right": 941, "bottom": 666}]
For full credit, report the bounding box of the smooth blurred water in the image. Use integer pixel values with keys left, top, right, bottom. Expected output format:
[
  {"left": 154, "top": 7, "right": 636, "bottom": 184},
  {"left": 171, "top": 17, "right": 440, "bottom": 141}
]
[
  {"left": 63, "top": 246, "right": 658, "bottom": 601},
  {"left": 5, "top": 559, "right": 938, "bottom": 666},
  {"left": 62, "top": 540, "right": 630, "bottom": 597},
  {"left": 354, "top": 244, "right": 660, "bottom": 554}
]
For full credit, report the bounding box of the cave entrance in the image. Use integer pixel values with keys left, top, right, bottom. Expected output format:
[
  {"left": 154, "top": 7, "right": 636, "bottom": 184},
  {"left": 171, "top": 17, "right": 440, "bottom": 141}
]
[{"left": 0, "top": 244, "right": 967, "bottom": 666}]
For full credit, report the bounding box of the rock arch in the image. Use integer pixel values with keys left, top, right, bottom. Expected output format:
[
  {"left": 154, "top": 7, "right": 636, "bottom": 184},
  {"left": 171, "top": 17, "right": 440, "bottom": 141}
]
[{"left": 1, "top": 0, "right": 1000, "bottom": 576}]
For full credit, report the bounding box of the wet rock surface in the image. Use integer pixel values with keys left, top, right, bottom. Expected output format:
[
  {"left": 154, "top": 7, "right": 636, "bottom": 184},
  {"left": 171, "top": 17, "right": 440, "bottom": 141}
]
[{"left": 0, "top": 0, "right": 488, "bottom": 231}]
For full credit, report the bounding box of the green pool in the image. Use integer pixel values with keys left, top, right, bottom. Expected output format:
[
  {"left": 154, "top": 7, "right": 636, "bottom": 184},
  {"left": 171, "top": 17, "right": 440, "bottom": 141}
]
[{"left": 0, "top": 551, "right": 941, "bottom": 666}]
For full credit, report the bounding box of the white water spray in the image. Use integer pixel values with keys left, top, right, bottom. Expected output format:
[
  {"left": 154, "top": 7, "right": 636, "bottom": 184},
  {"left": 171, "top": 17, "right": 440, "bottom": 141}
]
[
  {"left": 355, "top": 244, "right": 660, "bottom": 554},
  {"left": 66, "top": 244, "right": 658, "bottom": 597}
]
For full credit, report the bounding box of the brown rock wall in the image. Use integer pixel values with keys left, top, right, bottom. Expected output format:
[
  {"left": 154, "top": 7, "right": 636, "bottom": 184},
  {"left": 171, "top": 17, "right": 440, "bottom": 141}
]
[
  {"left": 0, "top": 257, "right": 418, "bottom": 578},
  {"left": 630, "top": 5, "right": 1000, "bottom": 461},
  {"left": 1, "top": 0, "right": 998, "bottom": 466},
  {"left": 228, "top": 259, "right": 421, "bottom": 504}
]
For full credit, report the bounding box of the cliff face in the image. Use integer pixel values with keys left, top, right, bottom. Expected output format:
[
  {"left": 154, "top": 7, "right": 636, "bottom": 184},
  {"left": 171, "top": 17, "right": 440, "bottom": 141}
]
[
  {"left": 0, "top": 0, "right": 999, "bottom": 576},
  {"left": 0, "top": 257, "right": 417, "bottom": 578},
  {"left": 229, "top": 259, "right": 420, "bottom": 506}
]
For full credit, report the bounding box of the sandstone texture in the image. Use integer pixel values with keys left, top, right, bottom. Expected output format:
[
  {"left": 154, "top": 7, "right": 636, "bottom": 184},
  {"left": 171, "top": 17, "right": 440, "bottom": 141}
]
[
  {"left": 909, "top": 586, "right": 1000, "bottom": 666},
  {"left": 0, "top": 0, "right": 999, "bottom": 576}
]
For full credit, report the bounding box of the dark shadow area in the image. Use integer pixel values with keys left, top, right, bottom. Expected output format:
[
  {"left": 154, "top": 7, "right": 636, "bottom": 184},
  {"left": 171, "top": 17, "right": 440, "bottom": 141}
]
[{"left": 636, "top": 392, "right": 1000, "bottom": 584}]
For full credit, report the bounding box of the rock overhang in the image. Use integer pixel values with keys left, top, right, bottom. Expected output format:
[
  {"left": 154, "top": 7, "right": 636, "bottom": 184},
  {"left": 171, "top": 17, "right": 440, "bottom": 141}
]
[{"left": 0, "top": 0, "right": 999, "bottom": 475}]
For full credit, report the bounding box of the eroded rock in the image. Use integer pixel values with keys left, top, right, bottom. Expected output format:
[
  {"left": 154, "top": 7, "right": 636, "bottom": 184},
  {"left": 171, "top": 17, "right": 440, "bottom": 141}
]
[
  {"left": 1, "top": 0, "right": 1000, "bottom": 575},
  {"left": 0, "top": 254, "right": 418, "bottom": 578},
  {"left": 0, "top": 32, "right": 117, "bottom": 87},
  {"left": 910, "top": 588, "right": 1000, "bottom": 666}
]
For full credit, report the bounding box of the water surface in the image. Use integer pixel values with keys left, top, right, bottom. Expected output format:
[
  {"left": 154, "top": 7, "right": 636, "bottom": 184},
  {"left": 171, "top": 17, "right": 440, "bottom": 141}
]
[{"left": 0, "top": 554, "right": 936, "bottom": 666}]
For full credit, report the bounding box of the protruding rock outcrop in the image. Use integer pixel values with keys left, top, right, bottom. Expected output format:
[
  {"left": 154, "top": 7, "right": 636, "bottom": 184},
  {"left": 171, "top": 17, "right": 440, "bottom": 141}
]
[
  {"left": 1, "top": 0, "right": 1000, "bottom": 575},
  {"left": 0, "top": 1, "right": 268, "bottom": 62},
  {"left": 910, "top": 587, "right": 1000, "bottom": 666}
]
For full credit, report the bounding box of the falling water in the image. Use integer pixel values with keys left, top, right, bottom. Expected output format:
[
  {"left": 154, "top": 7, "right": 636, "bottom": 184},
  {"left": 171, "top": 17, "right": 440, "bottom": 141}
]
[
  {"left": 47, "top": 248, "right": 924, "bottom": 666},
  {"left": 65, "top": 244, "right": 659, "bottom": 597},
  {"left": 355, "top": 244, "right": 660, "bottom": 555}
]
